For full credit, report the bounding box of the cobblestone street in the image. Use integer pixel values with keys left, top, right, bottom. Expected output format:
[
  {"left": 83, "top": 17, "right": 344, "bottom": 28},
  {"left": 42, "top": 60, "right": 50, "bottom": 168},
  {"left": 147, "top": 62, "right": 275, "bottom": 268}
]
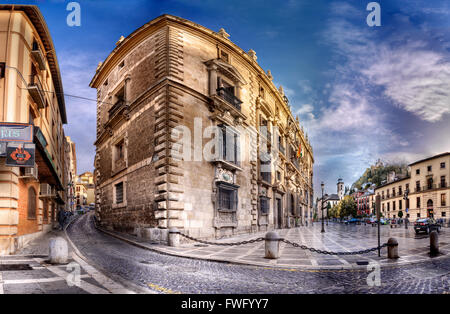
[
  {"left": 63, "top": 213, "right": 450, "bottom": 294},
  {"left": 104, "top": 220, "right": 450, "bottom": 270}
]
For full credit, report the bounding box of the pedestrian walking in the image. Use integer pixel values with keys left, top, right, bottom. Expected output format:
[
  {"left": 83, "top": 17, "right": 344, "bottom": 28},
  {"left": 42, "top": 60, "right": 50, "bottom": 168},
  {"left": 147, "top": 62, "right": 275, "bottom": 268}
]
[{"left": 57, "top": 209, "right": 66, "bottom": 230}]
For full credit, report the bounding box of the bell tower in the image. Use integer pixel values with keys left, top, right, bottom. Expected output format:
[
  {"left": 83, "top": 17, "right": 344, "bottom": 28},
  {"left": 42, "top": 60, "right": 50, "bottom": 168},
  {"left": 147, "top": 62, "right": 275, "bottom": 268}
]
[{"left": 337, "top": 178, "right": 344, "bottom": 200}]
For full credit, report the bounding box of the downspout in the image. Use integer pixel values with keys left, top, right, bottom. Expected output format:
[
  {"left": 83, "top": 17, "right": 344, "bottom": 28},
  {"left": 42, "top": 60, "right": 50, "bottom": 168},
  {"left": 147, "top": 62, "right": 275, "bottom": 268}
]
[{"left": 2, "top": 6, "right": 14, "bottom": 120}]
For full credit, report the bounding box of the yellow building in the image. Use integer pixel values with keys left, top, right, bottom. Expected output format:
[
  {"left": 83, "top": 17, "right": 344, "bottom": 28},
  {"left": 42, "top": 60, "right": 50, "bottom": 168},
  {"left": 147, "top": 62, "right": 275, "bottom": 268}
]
[
  {"left": 375, "top": 152, "right": 450, "bottom": 220},
  {"left": 0, "top": 5, "right": 67, "bottom": 254},
  {"left": 77, "top": 171, "right": 95, "bottom": 205}
]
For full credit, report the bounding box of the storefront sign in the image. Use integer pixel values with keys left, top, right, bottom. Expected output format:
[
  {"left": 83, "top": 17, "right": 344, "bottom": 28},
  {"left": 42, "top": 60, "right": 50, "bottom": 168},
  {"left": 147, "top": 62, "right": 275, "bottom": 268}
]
[
  {"left": 6, "top": 143, "right": 35, "bottom": 167},
  {"left": 0, "top": 123, "right": 34, "bottom": 143}
]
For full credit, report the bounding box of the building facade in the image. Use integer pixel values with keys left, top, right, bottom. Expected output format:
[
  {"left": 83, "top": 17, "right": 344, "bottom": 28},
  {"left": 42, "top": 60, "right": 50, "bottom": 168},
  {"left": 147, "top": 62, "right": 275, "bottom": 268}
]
[
  {"left": 0, "top": 5, "right": 67, "bottom": 254},
  {"left": 64, "top": 136, "right": 76, "bottom": 212},
  {"left": 375, "top": 152, "right": 450, "bottom": 219},
  {"left": 91, "top": 15, "right": 314, "bottom": 239},
  {"left": 317, "top": 179, "right": 342, "bottom": 218},
  {"left": 77, "top": 171, "right": 94, "bottom": 205}
]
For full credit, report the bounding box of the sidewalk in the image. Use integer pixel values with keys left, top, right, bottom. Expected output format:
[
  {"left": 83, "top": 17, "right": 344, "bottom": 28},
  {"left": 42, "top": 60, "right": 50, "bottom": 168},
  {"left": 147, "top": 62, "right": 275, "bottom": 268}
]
[
  {"left": 97, "top": 222, "right": 450, "bottom": 270},
  {"left": 0, "top": 219, "right": 133, "bottom": 294}
]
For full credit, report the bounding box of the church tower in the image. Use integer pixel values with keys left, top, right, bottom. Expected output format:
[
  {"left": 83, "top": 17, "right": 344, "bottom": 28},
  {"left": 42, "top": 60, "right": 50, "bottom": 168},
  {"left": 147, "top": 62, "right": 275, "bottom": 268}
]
[{"left": 337, "top": 178, "right": 344, "bottom": 200}]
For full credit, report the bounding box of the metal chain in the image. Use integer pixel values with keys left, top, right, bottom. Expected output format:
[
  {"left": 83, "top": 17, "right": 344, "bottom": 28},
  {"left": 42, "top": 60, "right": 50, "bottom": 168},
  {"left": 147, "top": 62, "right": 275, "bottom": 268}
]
[
  {"left": 179, "top": 233, "right": 264, "bottom": 246},
  {"left": 282, "top": 239, "right": 390, "bottom": 256},
  {"left": 178, "top": 232, "right": 394, "bottom": 256}
]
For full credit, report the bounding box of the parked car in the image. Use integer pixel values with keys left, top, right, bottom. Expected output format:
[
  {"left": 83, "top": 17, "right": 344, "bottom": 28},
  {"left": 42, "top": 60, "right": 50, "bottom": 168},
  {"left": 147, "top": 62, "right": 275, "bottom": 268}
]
[
  {"left": 344, "top": 218, "right": 360, "bottom": 225},
  {"left": 366, "top": 217, "right": 377, "bottom": 224},
  {"left": 414, "top": 218, "right": 441, "bottom": 234}
]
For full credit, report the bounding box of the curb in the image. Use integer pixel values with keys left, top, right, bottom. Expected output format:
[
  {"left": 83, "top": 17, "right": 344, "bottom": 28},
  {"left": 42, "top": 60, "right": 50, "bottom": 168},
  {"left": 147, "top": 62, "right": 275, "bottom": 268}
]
[
  {"left": 64, "top": 214, "right": 153, "bottom": 294},
  {"left": 94, "top": 222, "right": 450, "bottom": 271}
]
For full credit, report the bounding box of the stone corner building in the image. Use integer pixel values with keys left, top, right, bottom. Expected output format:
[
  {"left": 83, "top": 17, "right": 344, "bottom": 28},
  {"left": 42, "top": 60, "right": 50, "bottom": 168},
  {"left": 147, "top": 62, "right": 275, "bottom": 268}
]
[{"left": 91, "top": 15, "right": 314, "bottom": 239}]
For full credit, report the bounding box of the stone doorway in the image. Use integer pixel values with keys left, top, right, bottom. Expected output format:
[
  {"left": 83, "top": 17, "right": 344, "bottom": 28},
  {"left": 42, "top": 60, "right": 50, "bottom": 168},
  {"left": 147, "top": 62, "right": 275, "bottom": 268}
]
[{"left": 276, "top": 198, "right": 282, "bottom": 229}]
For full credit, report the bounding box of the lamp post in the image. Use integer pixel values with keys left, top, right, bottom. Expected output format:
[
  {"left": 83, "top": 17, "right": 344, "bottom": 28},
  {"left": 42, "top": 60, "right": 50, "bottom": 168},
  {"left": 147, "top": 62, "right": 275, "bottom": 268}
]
[
  {"left": 404, "top": 188, "right": 409, "bottom": 229},
  {"left": 321, "top": 182, "right": 325, "bottom": 233}
]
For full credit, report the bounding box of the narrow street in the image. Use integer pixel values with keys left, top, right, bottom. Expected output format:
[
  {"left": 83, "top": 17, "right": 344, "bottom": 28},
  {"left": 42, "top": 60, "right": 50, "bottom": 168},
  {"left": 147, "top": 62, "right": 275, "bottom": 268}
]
[{"left": 66, "top": 213, "right": 450, "bottom": 294}]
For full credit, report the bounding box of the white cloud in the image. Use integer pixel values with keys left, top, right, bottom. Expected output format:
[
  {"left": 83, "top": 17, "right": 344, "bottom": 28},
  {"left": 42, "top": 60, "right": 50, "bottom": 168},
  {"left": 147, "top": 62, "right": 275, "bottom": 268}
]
[
  {"left": 59, "top": 50, "right": 100, "bottom": 174},
  {"left": 362, "top": 45, "right": 450, "bottom": 122}
]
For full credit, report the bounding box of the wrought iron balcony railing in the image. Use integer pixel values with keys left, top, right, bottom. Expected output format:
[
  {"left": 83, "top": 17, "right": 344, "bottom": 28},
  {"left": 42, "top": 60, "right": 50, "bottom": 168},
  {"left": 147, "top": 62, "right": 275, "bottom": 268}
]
[
  {"left": 109, "top": 100, "right": 125, "bottom": 118},
  {"left": 28, "top": 75, "right": 45, "bottom": 109},
  {"left": 216, "top": 87, "right": 242, "bottom": 111}
]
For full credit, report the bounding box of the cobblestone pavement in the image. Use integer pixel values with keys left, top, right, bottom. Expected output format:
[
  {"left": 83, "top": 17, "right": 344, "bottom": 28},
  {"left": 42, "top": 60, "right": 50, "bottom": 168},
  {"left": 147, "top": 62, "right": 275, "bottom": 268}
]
[
  {"left": 99, "top": 219, "right": 450, "bottom": 270},
  {"left": 0, "top": 222, "right": 133, "bottom": 294},
  {"left": 66, "top": 213, "right": 450, "bottom": 294}
]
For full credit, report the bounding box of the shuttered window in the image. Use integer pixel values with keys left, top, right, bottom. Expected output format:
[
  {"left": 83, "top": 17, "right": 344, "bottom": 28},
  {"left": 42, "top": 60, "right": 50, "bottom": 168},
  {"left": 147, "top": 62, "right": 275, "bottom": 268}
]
[{"left": 28, "top": 187, "right": 37, "bottom": 219}]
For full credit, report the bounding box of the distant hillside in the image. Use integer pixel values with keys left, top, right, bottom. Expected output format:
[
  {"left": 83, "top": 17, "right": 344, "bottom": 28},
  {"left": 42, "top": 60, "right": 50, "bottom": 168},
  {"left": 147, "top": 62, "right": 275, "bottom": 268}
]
[{"left": 352, "top": 159, "right": 409, "bottom": 190}]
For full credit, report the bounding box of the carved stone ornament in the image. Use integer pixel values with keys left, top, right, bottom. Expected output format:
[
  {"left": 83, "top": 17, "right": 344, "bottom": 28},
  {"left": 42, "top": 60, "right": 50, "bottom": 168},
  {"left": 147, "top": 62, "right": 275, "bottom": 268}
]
[
  {"left": 216, "top": 167, "right": 234, "bottom": 184},
  {"left": 217, "top": 28, "right": 230, "bottom": 39}
]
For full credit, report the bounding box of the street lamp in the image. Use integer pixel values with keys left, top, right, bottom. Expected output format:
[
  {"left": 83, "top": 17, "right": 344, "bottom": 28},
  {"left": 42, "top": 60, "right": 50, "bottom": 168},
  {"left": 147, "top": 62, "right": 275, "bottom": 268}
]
[{"left": 321, "top": 182, "right": 325, "bottom": 233}]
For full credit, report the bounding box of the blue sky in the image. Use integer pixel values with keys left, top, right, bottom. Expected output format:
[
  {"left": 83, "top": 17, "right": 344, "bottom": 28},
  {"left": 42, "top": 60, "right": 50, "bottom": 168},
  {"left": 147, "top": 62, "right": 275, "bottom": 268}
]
[{"left": 11, "top": 0, "right": 450, "bottom": 198}]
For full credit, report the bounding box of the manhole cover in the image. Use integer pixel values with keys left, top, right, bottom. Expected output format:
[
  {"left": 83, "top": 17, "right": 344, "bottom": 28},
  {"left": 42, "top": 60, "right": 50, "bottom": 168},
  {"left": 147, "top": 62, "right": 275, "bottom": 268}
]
[
  {"left": 140, "top": 260, "right": 154, "bottom": 265},
  {"left": 356, "top": 261, "right": 369, "bottom": 265},
  {"left": 194, "top": 244, "right": 208, "bottom": 247},
  {"left": 0, "top": 264, "right": 33, "bottom": 271}
]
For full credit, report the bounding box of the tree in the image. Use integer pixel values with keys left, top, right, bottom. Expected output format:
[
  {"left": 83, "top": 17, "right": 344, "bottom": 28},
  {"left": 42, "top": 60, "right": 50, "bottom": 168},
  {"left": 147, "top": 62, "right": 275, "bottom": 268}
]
[
  {"left": 337, "top": 195, "right": 357, "bottom": 219},
  {"left": 329, "top": 204, "right": 339, "bottom": 218},
  {"left": 398, "top": 211, "right": 403, "bottom": 218}
]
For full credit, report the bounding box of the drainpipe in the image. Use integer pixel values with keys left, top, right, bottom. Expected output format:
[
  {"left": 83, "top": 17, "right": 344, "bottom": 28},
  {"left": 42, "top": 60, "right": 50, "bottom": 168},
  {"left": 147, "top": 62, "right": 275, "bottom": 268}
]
[{"left": 2, "top": 5, "right": 14, "bottom": 120}]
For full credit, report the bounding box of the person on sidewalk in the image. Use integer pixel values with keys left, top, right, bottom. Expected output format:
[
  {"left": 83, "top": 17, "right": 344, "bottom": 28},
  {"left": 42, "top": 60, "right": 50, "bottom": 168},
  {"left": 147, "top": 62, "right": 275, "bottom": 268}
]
[{"left": 57, "top": 209, "right": 66, "bottom": 230}]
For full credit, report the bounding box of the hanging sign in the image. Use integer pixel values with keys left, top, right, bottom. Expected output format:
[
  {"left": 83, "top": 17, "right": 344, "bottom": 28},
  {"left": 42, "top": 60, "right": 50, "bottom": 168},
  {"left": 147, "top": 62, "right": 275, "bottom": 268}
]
[
  {"left": 6, "top": 142, "right": 35, "bottom": 167},
  {"left": 0, "top": 123, "right": 34, "bottom": 143}
]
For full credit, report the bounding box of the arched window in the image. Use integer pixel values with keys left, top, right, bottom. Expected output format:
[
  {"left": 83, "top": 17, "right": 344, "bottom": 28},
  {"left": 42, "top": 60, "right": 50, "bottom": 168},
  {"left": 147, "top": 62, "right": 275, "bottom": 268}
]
[{"left": 28, "top": 187, "right": 37, "bottom": 219}]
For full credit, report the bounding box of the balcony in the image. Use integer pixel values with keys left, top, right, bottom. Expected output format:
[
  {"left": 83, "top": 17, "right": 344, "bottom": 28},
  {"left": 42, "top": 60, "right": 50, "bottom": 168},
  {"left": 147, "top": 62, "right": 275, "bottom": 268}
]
[
  {"left": 439, "top": 182, "right": 448, "bottom": 188},
  {"left": 291, "top": 157, "right": 300, "bottom": 169},
  {"left": 28, "top": 75, "right": 45, "bottom": 109},
  {"left": 415, "top": 187, "right": 421, "bottom": 192},
  {"left": 31, "top": 42, "right": 46, "bottom": 70},
  {"left": 216, "top": 87, "right": 242, "bottom": 111},
  {"left": 424, "top": 184, "right": 436, "bottom": 191},
  {"left": 108, "top": 100, "right": 125, "bottom": 119}
]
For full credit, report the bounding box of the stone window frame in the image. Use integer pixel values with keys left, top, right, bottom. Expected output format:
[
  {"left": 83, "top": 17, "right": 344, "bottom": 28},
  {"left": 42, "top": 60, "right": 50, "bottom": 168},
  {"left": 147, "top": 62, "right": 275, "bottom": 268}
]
[
  {"left": 217, "top": 124, "right": 241, "bottom": 167},
  {"left": 216, "top": 181, "right": 239, "bottom": 213},
  {"left": 259, "top": 195, "right": 270, "bottom": 216},
  {"left": 112, "top": 176, "right": 127, "bottom": 209},
  {"left": 111, "top": 132, "right": 128, "bottom": 174}
]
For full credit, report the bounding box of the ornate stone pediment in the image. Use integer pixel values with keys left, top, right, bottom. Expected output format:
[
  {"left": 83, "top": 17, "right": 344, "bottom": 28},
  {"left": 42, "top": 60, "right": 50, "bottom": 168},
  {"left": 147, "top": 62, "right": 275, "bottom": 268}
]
[{"left": 205, "top": 59, "right": 247, "bottom": 85}]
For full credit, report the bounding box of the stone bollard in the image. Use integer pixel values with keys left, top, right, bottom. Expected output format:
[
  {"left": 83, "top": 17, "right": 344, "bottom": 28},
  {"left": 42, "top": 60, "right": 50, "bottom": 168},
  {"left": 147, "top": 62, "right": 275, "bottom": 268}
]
[
  {"left": 49, "top": 237, "right": 69, "bottom": 264},
  {"left": 387, "top": 237, "right": 399, "bottom": 259},
  {"left": 168, "top": 227, "right": 180, "bottom": 247},
  {"left": 264, "top": 231, "right": 282, "bottom": 259},
  {"left": 430, "top": 230, "right": 439, "bottom": 257}
]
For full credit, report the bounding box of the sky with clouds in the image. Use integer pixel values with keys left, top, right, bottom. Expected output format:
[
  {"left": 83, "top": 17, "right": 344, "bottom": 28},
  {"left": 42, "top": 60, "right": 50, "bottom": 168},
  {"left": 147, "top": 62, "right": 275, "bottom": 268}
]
[{"left": 11, "top": 0, "right": 450, "bottom": 198}]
